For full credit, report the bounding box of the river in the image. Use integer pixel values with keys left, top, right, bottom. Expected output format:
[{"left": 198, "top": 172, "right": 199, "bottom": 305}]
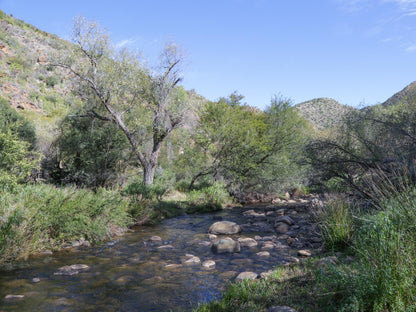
[{"left": 0, "top": 204, "right": 316, "bottom": 311}]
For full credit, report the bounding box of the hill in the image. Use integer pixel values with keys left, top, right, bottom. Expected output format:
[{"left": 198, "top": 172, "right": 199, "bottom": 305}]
[
  {"left": 381, "top": 81, "right": 416, "bottom": 108},
  {"left": 294, "top": 97, "right": 356, "bottom": 131}
]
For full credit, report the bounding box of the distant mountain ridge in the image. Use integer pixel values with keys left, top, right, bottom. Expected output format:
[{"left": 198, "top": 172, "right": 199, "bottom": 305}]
[
  {"left": 381, "top": 81, "right": 416, "bottom": 107},
  {"left": 294, "top": 97, "right": 356, "bottom": 131}
]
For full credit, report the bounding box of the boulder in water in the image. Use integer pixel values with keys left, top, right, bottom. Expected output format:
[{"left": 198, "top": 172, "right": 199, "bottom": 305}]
[
  {"left": 54, "top": 264, "right": 90, "bottom": 276},
  {"left": 208, "top": 221, "right": 241, "bottom": 235}
]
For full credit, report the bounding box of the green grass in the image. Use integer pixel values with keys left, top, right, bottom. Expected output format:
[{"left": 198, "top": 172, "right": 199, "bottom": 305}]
[
  {"left": 0, "top": 184, "right": 131, "bottom": 265},
  {"left": 313, "top": 196, "right": 355, "bottom": 251}
]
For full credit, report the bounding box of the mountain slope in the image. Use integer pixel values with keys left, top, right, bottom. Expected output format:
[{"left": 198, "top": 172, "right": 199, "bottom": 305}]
[
  {"left": 381, "top": 81, "right": 416, "bottom": 108},
  {"left": 294, "top": 97, "right": 356, "bottom": 131}
]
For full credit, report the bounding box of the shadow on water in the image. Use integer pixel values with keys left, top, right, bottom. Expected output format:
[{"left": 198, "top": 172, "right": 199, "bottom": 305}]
[{"left": 0, "top": 207, "right": 299, "bottom": 311}]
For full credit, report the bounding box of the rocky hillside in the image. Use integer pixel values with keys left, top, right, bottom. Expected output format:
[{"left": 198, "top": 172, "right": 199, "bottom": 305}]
[
  {"left": 381, "top": 81, "right": 416, "bottom": 108},
  {"left": 0, "top": 10, "right": 79, "bottom": 155},
  {"left": 294, "top": 97, "right": 356, "bottom": 132},
  {"left": 0, "top": 10, "right": 204, "bottom": 155},
  {"left": 0, "top": 10, "right": 72, "bottom": 113}
]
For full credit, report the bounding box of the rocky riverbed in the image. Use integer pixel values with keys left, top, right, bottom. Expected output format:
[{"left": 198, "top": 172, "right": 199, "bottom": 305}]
[{"left": 0, "top": 197, "right": 323, "bottom": 311}]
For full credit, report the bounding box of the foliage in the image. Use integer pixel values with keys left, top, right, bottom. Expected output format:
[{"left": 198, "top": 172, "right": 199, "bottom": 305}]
[
  {"left": 348, "top": 187, "right": 416, "bottom": 311},
  {"left": 313, "top": 196, "right": 355, "bottom": 250},
  {"left": 52, "top": 110, "right": 131, "bottom": 187},
  {"left": 0, "top": 98, "right": 40, "bottom": 189},
  {"left": 183, "top": 95, "right": 309, "bottom": 196},
  {"left": 0, "top": 130, "right": 40, "bottom": 190},
  {"left": 45, "top": 76, "right": 58, "bottom": 88},
  {"left": 307, "top": 100, "right": 416, "bottom": 197},
  {"left": 185, "top": 181, "right": 232, "bottom": 212},
  {"left": 53, "top": 16, "right": 189, "bottom": 185},
  {"left": 0, "top": 96, "right": 36, "bottom": 148},
  {"left": 0, "top": 184, "right": 131, "bottom": 264}
]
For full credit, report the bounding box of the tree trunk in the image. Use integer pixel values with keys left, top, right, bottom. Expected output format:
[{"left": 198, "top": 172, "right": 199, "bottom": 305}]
[{"left": 143, "top": 163, "right": 156, "bottom": 185}]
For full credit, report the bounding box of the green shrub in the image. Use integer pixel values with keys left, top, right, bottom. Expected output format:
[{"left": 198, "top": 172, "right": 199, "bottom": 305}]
[
  {"left": 313, "top": 196, "right": 355, "bottom": 251},
  {"left": 0, "top": 130, "right": 40, "bottom": 190},
  {"left": 0, "top": 184, "right": 131, "bottom": 264},
  {"left": 0, "top": 97, "right": 37, "bottom": 148},
  {"left": 350, "top": 189, "right": 416, "bottom": 311},
  {"left": 186, "top": 181, "right": 232, "bottom": 212},
  {"left": 45, "top": 76, "right": 58, "bottom": 88}
]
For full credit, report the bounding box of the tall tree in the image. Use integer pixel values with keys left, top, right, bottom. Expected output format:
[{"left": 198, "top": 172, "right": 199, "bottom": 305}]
[
  {"left": 54, "top": 17, "right": 188, "bottom": 185},
  {"left": 182, "top": 95, "right": 307, "bottom": 194}
]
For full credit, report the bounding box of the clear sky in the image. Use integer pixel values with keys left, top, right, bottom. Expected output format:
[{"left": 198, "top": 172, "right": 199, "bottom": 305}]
[{"left": 1, "top": 0, "right": 416, "bottom": 109}]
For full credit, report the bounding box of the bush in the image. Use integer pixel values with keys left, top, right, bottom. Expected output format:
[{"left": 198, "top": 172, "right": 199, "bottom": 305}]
[
  {"left": 186, "top": 182, "right": 232, "bottom": 212},
  {"left": 0, "top": 130, "right": 40, "bottom": 190},
  {"left": 0, "top": 184, "right": 131, "bottom": 264},
  {"left": 313, "top": 196, "right": 355, "bottom": 251},
  {"left": 45, "top": 76, "right": 58, "bottom": 88},
  {"left": 0, "top": 96, "right": 37, "bottom": 148},
  {"left": 349, "top": 189, "right": 416, "bottom": 311}
]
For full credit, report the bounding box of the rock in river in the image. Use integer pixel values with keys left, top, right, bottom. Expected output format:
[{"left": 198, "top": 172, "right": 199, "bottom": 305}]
[
  {"left": 235, "top": 271, "right": 258, "bottom": 281},
  {"left": 54, "top": 264, "right": 90, "bottom": 276},
  {"left": 202, "top": 260, "right": 216, "bottom": 269},
  {"left": 211, "top": 237, "right": 241, "bottom": 254},
  {"left": 208, "top": 221, "right": 241, "bottom": 235},
  {"left": 238, "top": 237, "right": 258, "bottom": 247}
]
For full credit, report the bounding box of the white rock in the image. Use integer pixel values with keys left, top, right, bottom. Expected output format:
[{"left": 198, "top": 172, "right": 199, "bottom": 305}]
[
  {"left": 202, "top": 260, "right": 216, "bottom": 269},
  {"left": 235, "top": 271, "right": 258, "bottom": 281}
]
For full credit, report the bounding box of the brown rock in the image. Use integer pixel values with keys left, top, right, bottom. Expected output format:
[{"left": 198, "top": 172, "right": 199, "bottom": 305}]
[{"left": 275, "top": 222, "right": 290, "bottom": 234}]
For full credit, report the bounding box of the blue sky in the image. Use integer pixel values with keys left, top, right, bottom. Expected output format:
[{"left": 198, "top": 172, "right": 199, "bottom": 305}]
[{"left": 1, "top": 0, "right": 416, "bottom": 109}]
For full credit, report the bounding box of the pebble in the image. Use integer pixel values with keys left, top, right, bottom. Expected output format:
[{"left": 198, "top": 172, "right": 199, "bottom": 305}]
[
  {"left": 297, "top": 249, "right": 312, "bottom": 257},
  {"left": 202, "top": 260, "right": 216, "bottom": 269},
  {"left": 238, "top": 237, "right": 258, "bottom": 247},
  {"left": 157, "top": 245, "right": 174, "bottom": 249},
  {"left": 256, "top": 251, "right": 270, "bottom": 258},
  {"left": 5, "top": 294, "right": 25, "bottom": 300},
  {"left": 150, "top": 236, "right": 162, "bottom": 242},
  {"left": 183, "top": 256, "right": 201, "bottom": 266}
]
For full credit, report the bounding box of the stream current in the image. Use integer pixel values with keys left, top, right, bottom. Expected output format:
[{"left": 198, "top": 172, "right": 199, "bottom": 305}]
[{"left": 0, "top": 206, "right": 301, "bottom": 311}]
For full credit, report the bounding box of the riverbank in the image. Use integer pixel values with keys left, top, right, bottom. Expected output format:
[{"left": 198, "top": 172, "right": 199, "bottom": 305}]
[
  {"left": 0, "top": 198, "right": 325, "bottom": 311},
  {"left": 0, "top": 184, "right": 131, "bottom": 267}
]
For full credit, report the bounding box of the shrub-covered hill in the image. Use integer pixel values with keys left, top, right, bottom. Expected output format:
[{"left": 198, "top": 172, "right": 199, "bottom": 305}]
[
  {"left": 294, "top": 97, "right": 356, "bottom": 132},
  {"left": 380, "top": 80, "right": 416, "bottom": 108}
]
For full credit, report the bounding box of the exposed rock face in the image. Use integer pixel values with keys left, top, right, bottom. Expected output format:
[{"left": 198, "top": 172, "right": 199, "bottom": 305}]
[
  {"left": 211, "top": 237, "right": 241, "bottom": 254},
  {"left": 208, "top": 221, "right": 241, "bottom": 235},
  {"left": 54, "top": 264, "right": 90, "bottom": 276}
]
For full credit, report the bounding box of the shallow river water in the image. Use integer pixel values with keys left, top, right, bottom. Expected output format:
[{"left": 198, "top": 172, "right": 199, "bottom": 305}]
[{"left": 0, "top": 206, "right": 301, "bottom": 311}]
